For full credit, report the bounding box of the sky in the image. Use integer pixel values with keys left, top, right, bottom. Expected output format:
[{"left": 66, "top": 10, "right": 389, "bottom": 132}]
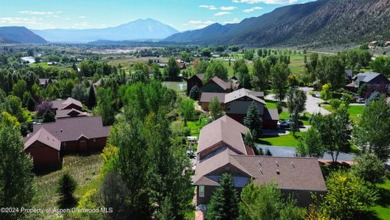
[{"left": 0, "top": 0, "right": 314, "bottom": 32}]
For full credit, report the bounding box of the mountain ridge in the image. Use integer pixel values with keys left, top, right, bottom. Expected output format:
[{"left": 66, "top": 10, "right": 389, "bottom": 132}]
[
  {"left": 33, "top": 18, "right": 179, "bottom": 43},
  {"left": 165, "top": 0, "right": 390, "bottom": 47},
  {"left": 0, "top": 26, "right": 47, "bottom": 44}
]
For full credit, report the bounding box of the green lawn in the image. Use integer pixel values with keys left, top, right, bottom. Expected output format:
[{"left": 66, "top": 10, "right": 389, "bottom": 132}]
[
  {"left": 258, "top": 132, "right": 302, "bottom": 147},
  {"left": 187, "top": 117, "right": 209, "bottom": 137},
  {"left": 372, "top": 179, "right": 390, "bottom": 220},
  {"left": 323, "top": 104, "right": 364, "bottom": 123}
]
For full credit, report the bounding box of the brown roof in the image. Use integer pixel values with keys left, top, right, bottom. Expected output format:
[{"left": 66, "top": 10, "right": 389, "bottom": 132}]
[
  {"left": 224, "top": 88, "right": 266, "bottom": 105},
  {"left": 51, "top": 98, "right": 83, "bottom": 110},
  {"left": 199, "top": 92, "right": 226, "bottom": 103},
  {"left": 232, "top": 155, "right": 327, "bottom": 191},
  {"left": 26, "top": 116, "right": 109, "bottom": 143},
  {"left": 263, "top": 108, "right": 279, "bottom": 121},
  {"left": 210, "top": 77, "right": 231, "bottom": 91},
  {"left": 194, "top": 151, "right": 327, "bottom": 192},
  {"left": 24, "top": 128, "right": 61, "bottom": 151},
  {"left": 197, "top": 115, "right": 250, "bottom": 156},
  {"left": 186, "top": 73, "right": 204, "bottom": 82},
  {"left": 193, "top": 148, "right": 253, "bottom": 184},
  {"left": 56, "top": 109, "right": 91, "bottom": 119}
]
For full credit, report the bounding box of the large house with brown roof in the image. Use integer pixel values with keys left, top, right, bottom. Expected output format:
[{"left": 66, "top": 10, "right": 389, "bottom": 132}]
[
  {"left": 24, "top": 116, "right": 110, "bottom": 169},
  {"left": 50, "top": 98, "right": 90, "bottom": 119},
  {"left": 24, "top": 128, "right": 62, "bottom": 169},
  {"left": 193, "top": 116, "right": 327, "bottom": 207},
  {"left": 200, "top": 88, "right": 278, "bottom": 129}
]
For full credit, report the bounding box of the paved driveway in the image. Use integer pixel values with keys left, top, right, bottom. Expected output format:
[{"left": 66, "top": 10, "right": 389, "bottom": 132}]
[
  {"left": 265, "top": 87, "right": 330, "bottom": 115},
  {"left": 256, "top": 145, "right": 354, "bottom": 161},
  {"left": 299, "top": 87, "right": 330, "bottom": 115}
]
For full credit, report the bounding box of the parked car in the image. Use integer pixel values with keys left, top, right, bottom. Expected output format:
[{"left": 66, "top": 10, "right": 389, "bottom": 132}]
[
  {"left": 356, "top": 98, "right": 365, "bottom": 103},
  {"left": 279, "top": 119, "right": 303, "bottom": 129}
]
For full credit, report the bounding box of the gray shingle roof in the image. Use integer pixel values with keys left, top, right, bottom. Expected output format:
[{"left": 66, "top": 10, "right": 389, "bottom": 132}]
[
  {"left": 263, "top": 108, "right": 279, "bottom": 121},
  {"left": 210, "top": 77, "right": 231, "bottom": 91},
  {"left": 353, "top": 72, "right": 381, "bottom": 83},
  {"left": 51, "top": 98, "right": 83, "bottom": 110}
]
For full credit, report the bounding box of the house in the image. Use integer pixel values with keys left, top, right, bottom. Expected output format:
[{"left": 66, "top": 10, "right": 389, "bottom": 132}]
[
  {"left": 346, "top": 72, "right": 390, "bottom": 93},
  {"left": 193, "top": 150, "right": 327, "bottom": 207},
  {"left": 385, "top": 41, "right": 390, "bottom": 47},
  {"left": 199, "top": 93, "right": 225, "bottom": 111},
  {"left": 202, "top": 77, "right": 232, "bottom": 93},
  {"left": 224, "top": 88, "right": 278, "bottom": 129},
  {"left": 186, "top": 74, "right": 204, "bottom": 96},
  {"left": 197, "top": 115, "right": 254, "bottom": 161},
  {"left": 24, "top": 128, "right": 62, "bottom": 170},
  {"left": 193, "top": 116, "right": 327, "bottom": 207},
  {"left": 50, "top": 98, "right": 90, "bottom": 119},
  {"left": 25, "top": 116, "right": 110, "bottom": 154},
  {"left": 369, "top": 41, "right": 379, "bottom": 49}
]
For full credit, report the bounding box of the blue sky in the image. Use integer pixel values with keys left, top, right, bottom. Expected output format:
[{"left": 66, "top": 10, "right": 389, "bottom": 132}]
[{"left": 0, "top": 0, "right": 314, "bottom": 31}]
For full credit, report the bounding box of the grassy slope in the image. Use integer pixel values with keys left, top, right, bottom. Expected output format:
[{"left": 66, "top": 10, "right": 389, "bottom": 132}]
[{"left": 34, "top": 154, "right": 102, "bottom": 211}]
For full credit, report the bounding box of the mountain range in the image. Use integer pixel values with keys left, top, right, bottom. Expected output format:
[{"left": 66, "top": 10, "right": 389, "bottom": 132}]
[
  {"left": 0, "top": 27, "right": 46, "bottom": 44},
  {"left": 33, "top": 18, "right": 179, "bottom": 43},
  {"left": 165, "top": 0, "right": 390, "bottom": 47}
]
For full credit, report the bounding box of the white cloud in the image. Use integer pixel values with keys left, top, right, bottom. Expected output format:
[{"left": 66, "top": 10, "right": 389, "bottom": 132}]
[
  {"left": 233, "top": 0, "right": 297, "bottom": 4},
  {"left": 19, "top": 10, "right": 62, "bottom": 15},
  {"left": 0, "top": 17, "right": 42, "bottom": 25},
  {"left": 199, "top": 5, "right": 217, "bottom": 10},
  {"left": 215, "top": 11, "right": 231, "bottom": 16},
  {"left": 79, "top": 16, "right": 87, "bottom": 19},
  {"left": 243, "top": 6, "right": 263, "bottom": 13},
  {"left": 220, "top": 6, "right": 237, "bottom": 11},
  {"left": 185, "top": 20, "right": 216, "bottom": 29}
]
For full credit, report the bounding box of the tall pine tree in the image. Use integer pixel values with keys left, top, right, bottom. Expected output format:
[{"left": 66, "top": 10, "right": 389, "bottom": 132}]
[
  {"left": 244, "top": 101, "right": 262, "bottom": 138},
  {"left": 87, "top": 84, "right": 96, "bottom": 109},
  {"left": 206, "top": 173, "right": 239, "bottom": 220}
]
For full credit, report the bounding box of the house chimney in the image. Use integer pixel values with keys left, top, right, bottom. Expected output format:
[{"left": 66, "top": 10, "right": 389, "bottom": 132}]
[{"left": 276, "top": 170, "right": 280, "bottom": 175}]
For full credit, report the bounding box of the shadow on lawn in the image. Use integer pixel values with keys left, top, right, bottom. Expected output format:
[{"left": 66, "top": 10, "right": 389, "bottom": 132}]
[
  {"left": 257, "top": 139, "right": 273, "bottom": 145},
  {"left": 376, "top": 186, "right": 390, "bottom": 207}
]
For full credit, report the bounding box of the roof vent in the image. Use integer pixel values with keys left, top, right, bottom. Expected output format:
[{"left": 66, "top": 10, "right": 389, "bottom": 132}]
[
  {"left": 259, "top": 168, "right": 263, "bottom": 175},
  {"left": 291, "top": 162, "right": 295, "bottom": 168},
  {"left": 275, "top": 161, "right": 279, "bottom": 167},
  {"left": 259, "top": 162, "right": 262, "bottom": 167},
  {"left": 276, "top": 170, "right": 280, "bottom": 175},
  {"left": 60, "top": 129, "right": 63, "bottom": 132}
]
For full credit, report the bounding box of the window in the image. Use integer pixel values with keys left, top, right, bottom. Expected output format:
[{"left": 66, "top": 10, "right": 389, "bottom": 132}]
[{"left": 199, "top": 186, "right": 205, "bottom": 198}]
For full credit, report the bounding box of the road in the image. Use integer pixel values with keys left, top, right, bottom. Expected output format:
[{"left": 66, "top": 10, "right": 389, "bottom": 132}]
[{"left": 256, "top": 145, "right": 354, "bottom": 161}]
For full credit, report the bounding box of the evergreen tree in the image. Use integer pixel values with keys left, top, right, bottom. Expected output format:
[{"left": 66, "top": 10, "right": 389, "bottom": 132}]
[
  {"left": 0, "top": 113, "right": 34, "bottom": 220},
  {"left": 286, "top": 88, "right": 306, "bottom": 131},
  {"left": 57, "top": 173, "right": 77, "bottom": 208},
  {"left": 244, "top": 101, "right": 262, "bottom": 137},
  {"left": 87, "top": 84, "right": 97, "bottom": 109},
  {"left": 26, "top": 96, "right": 37, "bottom": 112},
  {"left": 206, "top": 173, "right": 239, "bottom": 220},
  {"left": 189, "top": 85, "right": 200, "bottom": 100},
  {"left": 42, "top": 109, "right": 56, "bottom": 123}
]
